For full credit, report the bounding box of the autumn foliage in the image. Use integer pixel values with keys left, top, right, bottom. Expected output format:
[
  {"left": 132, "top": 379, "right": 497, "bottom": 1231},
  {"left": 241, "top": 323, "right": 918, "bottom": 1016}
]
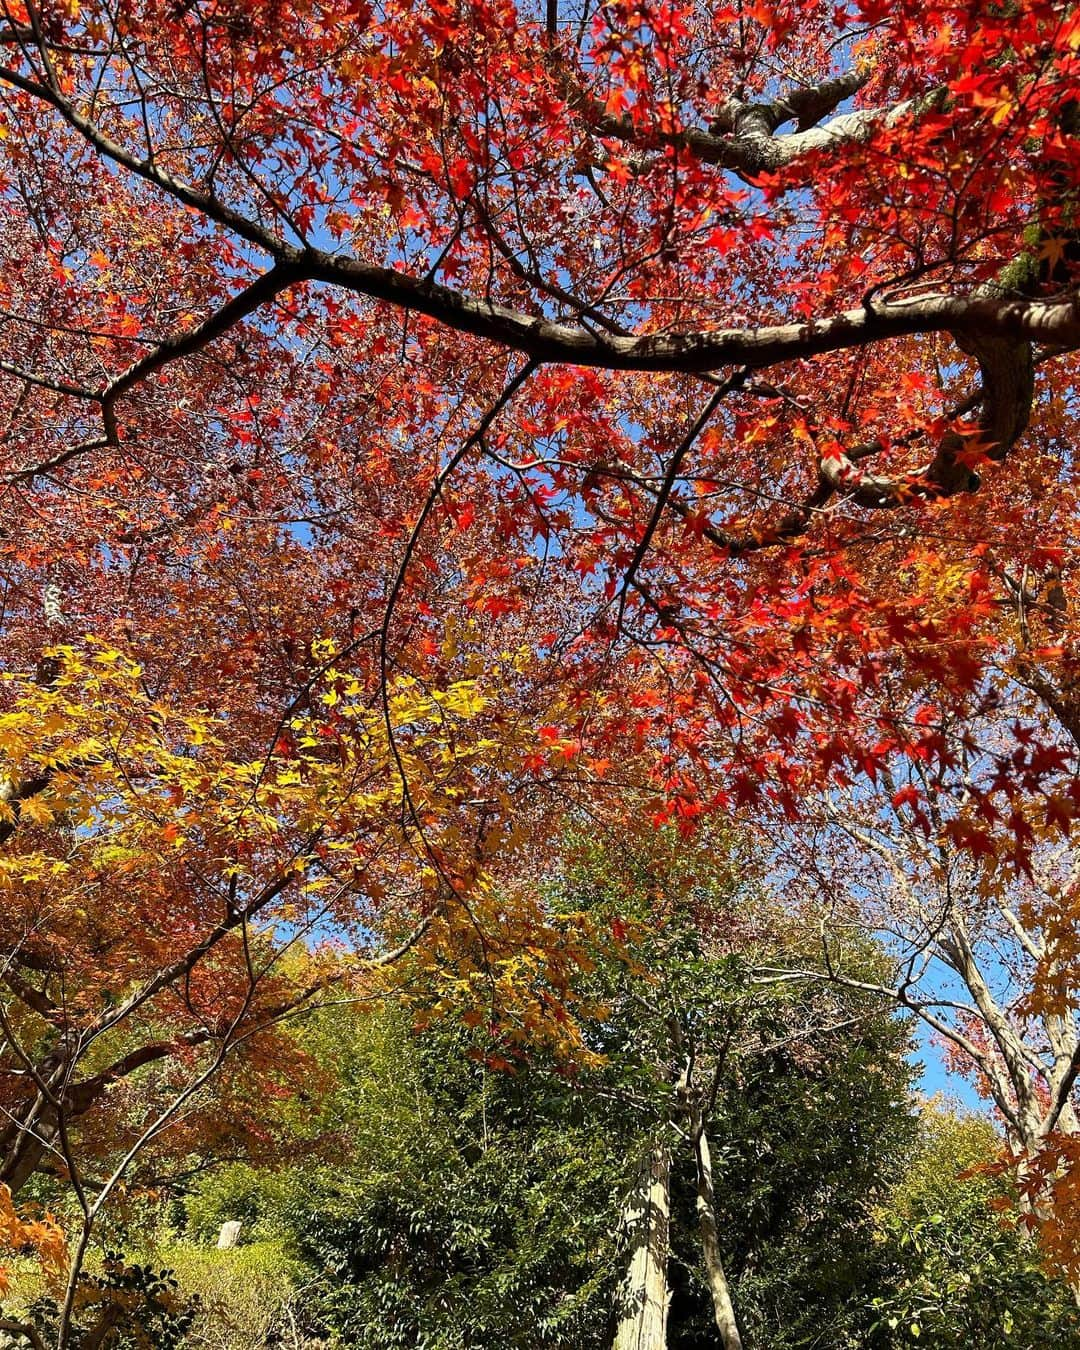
[{"left": 0, "top": 0, "right": 1079, "bottom": 1316}]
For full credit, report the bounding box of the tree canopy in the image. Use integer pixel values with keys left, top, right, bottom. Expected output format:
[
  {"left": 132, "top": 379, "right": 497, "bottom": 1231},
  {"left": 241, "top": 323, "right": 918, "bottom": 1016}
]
[{"left": 1, "top": 0, "right": 1080, "bottom": 1339}]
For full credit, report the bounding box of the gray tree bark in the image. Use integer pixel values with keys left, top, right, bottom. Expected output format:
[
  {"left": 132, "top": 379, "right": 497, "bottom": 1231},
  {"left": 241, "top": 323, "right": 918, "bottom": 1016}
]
[
  {"left": 694, "top": 1126, "right": 743, "bottom": 1350},
  {"left": 613, "top": 1144, "right": 671, "bottom": 1350}
]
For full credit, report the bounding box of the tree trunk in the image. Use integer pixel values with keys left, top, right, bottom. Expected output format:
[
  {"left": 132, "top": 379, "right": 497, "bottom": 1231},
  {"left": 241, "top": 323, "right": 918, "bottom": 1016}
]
[
  {"left": 1, "top": 1128, "right": 54, "bottom": 1195},
  {"left": 0, "top": 1092, "right": 58, "bottom": 1196},
  {"left": 613, "top": 1143, "right": 670, "bottom": 1350},
  {"left": 694, "top": 1126, "right": 743, "bottom": 1350}
]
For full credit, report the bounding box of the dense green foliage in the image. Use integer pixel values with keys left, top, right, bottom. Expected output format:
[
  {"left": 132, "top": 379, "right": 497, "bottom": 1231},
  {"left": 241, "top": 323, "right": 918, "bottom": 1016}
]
[
  {"left": 178, "top": 1039, "right": 1080, "bottom": 1349},
  {"left": 865, "top": 1109, "right": 1080, "bottom": 1348},
  {"left": 290, "top": 1015, "right": 623, "bottom": 1347},
  {"left": 34, "top": 841, "right": 1077, "bottom": 1349},
  {"left": 188, "top": 1008, "right": 623, "bottom": 1348},
  {"left": 181, "top": 933, "right": 915, "bottom": 1347}
]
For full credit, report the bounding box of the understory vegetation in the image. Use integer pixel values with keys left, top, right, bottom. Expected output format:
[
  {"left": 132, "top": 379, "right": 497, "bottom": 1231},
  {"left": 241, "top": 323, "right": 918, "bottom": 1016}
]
[{"left": 4, "top": 850, "right": 1076, "bottom": 1349}]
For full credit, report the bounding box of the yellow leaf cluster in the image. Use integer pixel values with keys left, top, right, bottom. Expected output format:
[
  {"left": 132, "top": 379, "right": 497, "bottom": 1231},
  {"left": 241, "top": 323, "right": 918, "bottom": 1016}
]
[{"left": 0, "top": 1184, "right": 65, "bottom": 1299}]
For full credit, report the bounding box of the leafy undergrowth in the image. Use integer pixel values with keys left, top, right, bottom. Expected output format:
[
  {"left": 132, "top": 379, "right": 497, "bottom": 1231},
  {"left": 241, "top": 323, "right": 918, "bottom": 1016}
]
[
  {"left": 0, "top": 1241, "right": 330, "bottom": 1349},
  {"left": 153, "top": 1241, "right": 330, "bottom": 1350}
]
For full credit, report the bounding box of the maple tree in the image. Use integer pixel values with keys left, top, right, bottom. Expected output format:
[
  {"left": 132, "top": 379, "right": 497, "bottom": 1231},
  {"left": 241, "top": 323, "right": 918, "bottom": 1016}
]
[
  {"left": 0, "top": 0, "right": 1078, "bottom": 1328},
  {"left": 770, "top": 527, "right": 1080, "bottom": 1278},
  {"left": 0, "top": 0, "right": 1077, "bottom": 819}
]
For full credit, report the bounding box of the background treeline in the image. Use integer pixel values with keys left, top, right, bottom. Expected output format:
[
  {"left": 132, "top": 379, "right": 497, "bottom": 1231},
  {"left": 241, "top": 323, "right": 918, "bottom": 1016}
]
[
  {"left": 8, "top": 842, "right": 1079, "bottom": 1349},
  {"left": 162, "top": 1011, "right": 1078, "bottom": 1349}
]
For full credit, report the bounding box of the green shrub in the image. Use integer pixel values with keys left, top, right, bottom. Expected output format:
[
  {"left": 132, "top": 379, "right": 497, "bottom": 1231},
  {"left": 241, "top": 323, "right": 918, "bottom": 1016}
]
[
  {"left": 156, "top": 1241, "right": 328, "bottom": 1349},
  {"left": 182, "top": 1166, "right": 296, "bottom": 1245}
]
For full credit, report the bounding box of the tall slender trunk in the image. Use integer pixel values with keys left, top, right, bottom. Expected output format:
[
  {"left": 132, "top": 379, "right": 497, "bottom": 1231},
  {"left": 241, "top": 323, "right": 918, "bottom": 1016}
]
[
  {"left": 694, "top": 1125, "right": 743, "bottom": 1350},
  {"left": 613, "top": 1143, "right": 670, "bottom": 1350}
]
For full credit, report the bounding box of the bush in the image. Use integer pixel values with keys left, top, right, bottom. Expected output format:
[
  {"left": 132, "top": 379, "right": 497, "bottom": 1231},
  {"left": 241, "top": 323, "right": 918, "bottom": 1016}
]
[
  {"left": 182, "top": 1166, "right": 297, "bottom": 1246},
  {"left": 157, "top": 1241, "right": 328, "bottom": 1349}
]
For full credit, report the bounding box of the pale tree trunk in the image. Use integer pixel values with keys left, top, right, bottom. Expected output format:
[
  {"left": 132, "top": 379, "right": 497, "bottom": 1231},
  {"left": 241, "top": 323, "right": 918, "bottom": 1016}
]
[
  {"left": 613, "top": 1144, "right": 670, "bottom": 1350},
  {"left": 694, "top": 1125, "right": 743, "bottom": 1350}
]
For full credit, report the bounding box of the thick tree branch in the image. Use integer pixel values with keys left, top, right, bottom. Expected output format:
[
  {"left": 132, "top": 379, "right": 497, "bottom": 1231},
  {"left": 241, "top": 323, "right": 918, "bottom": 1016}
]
[
  {"left": 2, "top": 65, "right": 1078, "bottom": 376},
  {"left": 100, "top": 263, "right": 302, "bottom": 414},
  {"left": 1043, "top": 1041, "right": 1080, "bottom": 1138},
  {"left": 303, "top": 255, "right": 1080, "bottom": 373},
  {"left": 592, "top": 70, "right": 926, "bottom": 177},
  {"left": 0, "top": 1319, "right": 47, "bottom": 1350}
]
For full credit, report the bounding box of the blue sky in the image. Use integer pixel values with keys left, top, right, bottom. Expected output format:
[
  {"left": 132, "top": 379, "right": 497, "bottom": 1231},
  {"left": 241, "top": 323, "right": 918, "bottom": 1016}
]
[{"left": 912, "top": 1025, "right": 990, "bottom": 1113}]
